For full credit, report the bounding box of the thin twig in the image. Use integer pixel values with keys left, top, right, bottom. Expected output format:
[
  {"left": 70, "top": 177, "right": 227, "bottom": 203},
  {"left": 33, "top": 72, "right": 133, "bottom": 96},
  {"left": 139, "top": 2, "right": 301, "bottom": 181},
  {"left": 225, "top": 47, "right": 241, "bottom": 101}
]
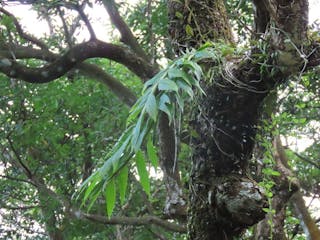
[
  {"left": 293, "top": 152, "right": 320, "bottom": 169},
  {"left": 0, "top": 7, "right": 48, "bottom": 49},
  {"left": 74, "top": 2, "right": 96, "bottom": 40},
  {"left": 103, "top": 0, "right": 152, "bottom": 62}
]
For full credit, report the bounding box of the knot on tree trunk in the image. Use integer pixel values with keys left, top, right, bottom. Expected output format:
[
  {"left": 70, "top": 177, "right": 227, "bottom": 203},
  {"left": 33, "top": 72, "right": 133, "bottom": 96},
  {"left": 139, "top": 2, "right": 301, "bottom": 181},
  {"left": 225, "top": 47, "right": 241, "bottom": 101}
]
[
  {"left": 163, "top": 176, "right": 187, "bottom": 219},
  {"left": 214, "top": 175, "right": 268, "bottom": 229}
]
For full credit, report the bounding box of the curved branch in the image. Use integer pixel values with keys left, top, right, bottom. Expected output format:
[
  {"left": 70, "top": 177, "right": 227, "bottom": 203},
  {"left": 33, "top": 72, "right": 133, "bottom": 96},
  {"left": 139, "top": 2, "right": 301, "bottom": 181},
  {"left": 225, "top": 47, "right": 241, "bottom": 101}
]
[
  {"left": 0, "top": 204, "right": 41, "bottom": 211},
  {"left": 0, "top": 45, "right": 137, "bottom": 106},
  {"left": 102, "top": 0, "right": 151, "bottom": 62},
  {"left": 291, "top": 191, "right": 320, "bottom": 240},
  {"left": 292, "top": 151, "right": 320, "bottom": 169},
  {"left": 0, "top": 7, "right": 48, "bottom": 50},
  {"left": 0, "top": 39, "right": 157, "bottom": 83},
  {"left": 6, "top": 135, "right": 33, "bottom": 179},
  {"left": 0, "top": 174, "right": 35, "bottom": 186},
  {"left": 79, "top": 63, "right": 137, "bottom": 106}
]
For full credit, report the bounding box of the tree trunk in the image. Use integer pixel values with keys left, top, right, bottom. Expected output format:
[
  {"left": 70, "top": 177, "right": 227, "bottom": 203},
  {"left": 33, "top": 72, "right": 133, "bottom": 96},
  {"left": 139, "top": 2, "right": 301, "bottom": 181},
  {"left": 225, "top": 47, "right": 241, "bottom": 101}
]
[
  {"left": 187, "top": 61, "right": 269, "bottom": 239},
  {"left": 167, "top": 0, "right": 269, "bottom": 238},
  {"left": 167, "top": 0, "right": 309, "bottom": 239},
  {"left": 158, "top": 114, "right": 187, "bottom": 218}
]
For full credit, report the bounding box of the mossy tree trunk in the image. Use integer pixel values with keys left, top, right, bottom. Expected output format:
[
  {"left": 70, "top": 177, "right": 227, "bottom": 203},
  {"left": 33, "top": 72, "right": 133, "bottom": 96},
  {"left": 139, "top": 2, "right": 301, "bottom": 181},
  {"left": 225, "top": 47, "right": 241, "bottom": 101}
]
[{"left": 167, "top": 0, "right": 309, "bottom": 239}]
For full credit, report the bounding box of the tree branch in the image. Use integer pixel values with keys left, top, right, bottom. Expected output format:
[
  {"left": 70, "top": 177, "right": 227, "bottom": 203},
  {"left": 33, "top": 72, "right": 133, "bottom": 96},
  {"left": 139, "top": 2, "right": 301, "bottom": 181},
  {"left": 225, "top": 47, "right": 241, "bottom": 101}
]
[
  {"left": 0, "top": 39, "right": 157, "bottom": 82},
  {"left": 6, "top": 135, "right": 33, "bottom": 179},
  {"left": 0, "top": 45, "right": 137, "bottom": 106},
  {"left": 0, "top": 174, "right": 35, "bottom": 186},
  {"left": 79, "top": 63, "right": 137, "bottom": 106},
  {"left": 30, "top": 173, "right": 187, "bottom": 234},
  {"left": 264, "top": 0, "right": 308, "bottom": 43},
  {"left": 252, "top": 0, "right": 270, "bottom": 35},
  {"left": 102, "top": 0, "right": 151, "bottom": 62},
  {"left": 0, "top": 7, "right": 48, "bottom": 50},
  {"left": 74, "top": 2, "right": 96, "bottom": 40},
  {"left": 2, "top": 154, "right": 186, "bottom": 234},
  {"left": 0, "top": 204, "right": 41, "bottom": 211},
  {"left": 79, "top": 212, "right": 187, "bottom": 233},
  {"left": 253, "top": 0, "right": 309, "bottom": 76},
  {"left": 293, "top": 151, "right": 320, "bottom": 169},
  {"left": 306, "top": 42, "right": 320, "bottom": 69},
  {"left": 291, "top": 191, "right": 320, "bottom": 240},
  {"left": 57, "top": 6, "right": 73, "bottom": 47}
]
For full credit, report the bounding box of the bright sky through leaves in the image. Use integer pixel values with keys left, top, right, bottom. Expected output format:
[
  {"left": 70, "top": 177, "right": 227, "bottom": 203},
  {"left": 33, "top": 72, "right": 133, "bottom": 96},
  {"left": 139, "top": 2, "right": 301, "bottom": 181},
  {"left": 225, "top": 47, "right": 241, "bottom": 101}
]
[{"left": 6, "top": 0, "right": 320, "bottom": 42}]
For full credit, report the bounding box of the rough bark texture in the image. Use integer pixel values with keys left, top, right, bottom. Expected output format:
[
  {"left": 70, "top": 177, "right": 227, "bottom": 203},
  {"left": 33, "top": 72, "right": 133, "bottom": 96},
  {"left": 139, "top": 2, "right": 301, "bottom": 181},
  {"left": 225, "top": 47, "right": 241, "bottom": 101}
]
[
  {"left": 188, "top": 62, "right": 270, "bottom": 239},
  {"left": 168, "top": 0, "right": 233, "bottom": 52},
  {"left": 168, "top": 0, "right": 269, "bottom": 238},
  {"left": 167, "top": 0, "right": 309, "bottom": 239},
  {"left": 0, "top": 0, "right": 317, "bottom": 239}
]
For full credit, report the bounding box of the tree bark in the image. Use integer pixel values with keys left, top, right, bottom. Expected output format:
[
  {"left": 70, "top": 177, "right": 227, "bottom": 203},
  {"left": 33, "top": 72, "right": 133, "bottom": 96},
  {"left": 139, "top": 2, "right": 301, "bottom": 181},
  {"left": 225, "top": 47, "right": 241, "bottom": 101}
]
[
  {"left": 168, "top": 0, "right": 269, "bottom": 238},
  {"left": 158, "top": 114, "right": 187, "bottom": 218},
  {"left": 167, "top": 0, "right": 309, "bottom": 239}
]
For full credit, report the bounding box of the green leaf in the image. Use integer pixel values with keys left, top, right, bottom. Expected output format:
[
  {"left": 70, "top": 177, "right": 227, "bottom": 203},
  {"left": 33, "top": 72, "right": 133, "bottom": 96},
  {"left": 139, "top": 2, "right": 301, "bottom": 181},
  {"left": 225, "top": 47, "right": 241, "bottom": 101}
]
[
  {"left": 175, "top": 11, "right": 183, "bottom": 19},
  {"left": 175, "top": 93, "right": 184, "bottom": 111},
  {"left": 135, "top": 150, "right": 150, "bottom": 196},
  {"left": 158, "top": 94, "right": 172, "bottom": 122},
  {"left": 221, "top": 46, "right": 234, "bottom": 56},
  {"left": 105, "top": 179, "right": 116, "bottom": 217},
  {"left": 181, "top": 60, "right": 203, "bottom": 80},
  {"left": 147, "top": 136, "right": 158, "bottom": 168},
  {"left": 81, "top": 172, "right": 102, "bottom": 205},
  {"left": 168, "top": 68, "right": 185, "bottom": 79},
  {"left": 142, "top": 71, "right": 165, "bottom": 92},
  {"left": 158, "top": 78, "right": 179, "bottom": 92},
  {"left": 185, "top": 24, "right": 194, "bottom": 36},
  {"left": 135, "top": 119, "right": 151, "bottom": 151},
  {"left": 103, "top": 131, "right": 132, "bottom": 172},
  {"left": 198, "top": 42, "right": 213, "bottom": 50},
  {"left": 145, "top": 94, "right": 158, "bottom": 121},
  {"left": 262, "top": 168, "right": 281, "bottom": 177},
  {"left": 117, "top": 166, "right": 129, "bottom": 204},
  {"left": 87, "top": 184, "right": 104, "bottom": 211},
  {"left": 177, "top": 80, "right": 194, "bottom": 99},
  {"left": 127, "top": 103, "right": 142, "bottom": 126},
  {"left": 194, "top": 49, "right": 216, "bottom": 60},
  {"left": 143, "top": 78, "right": 156, "bottom": 91},
  {"left": 131, "top": 115, "right": 143, "bottom": 148}
]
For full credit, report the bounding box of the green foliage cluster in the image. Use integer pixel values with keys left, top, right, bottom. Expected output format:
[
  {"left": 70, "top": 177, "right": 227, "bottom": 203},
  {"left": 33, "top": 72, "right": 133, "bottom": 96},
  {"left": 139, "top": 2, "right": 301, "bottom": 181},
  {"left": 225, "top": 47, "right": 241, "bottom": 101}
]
[
  {"left": 77, "top": 44, "right": 220, "bottom": 217},
  {"left": 126, "top": 0, "right": 169, "bottom": 59},
  {"left": 0, "top": 72, "right": 128, "bottom": 238},
  {"left": 1, "top": 0, "right": 320, "bottom": 239}
]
